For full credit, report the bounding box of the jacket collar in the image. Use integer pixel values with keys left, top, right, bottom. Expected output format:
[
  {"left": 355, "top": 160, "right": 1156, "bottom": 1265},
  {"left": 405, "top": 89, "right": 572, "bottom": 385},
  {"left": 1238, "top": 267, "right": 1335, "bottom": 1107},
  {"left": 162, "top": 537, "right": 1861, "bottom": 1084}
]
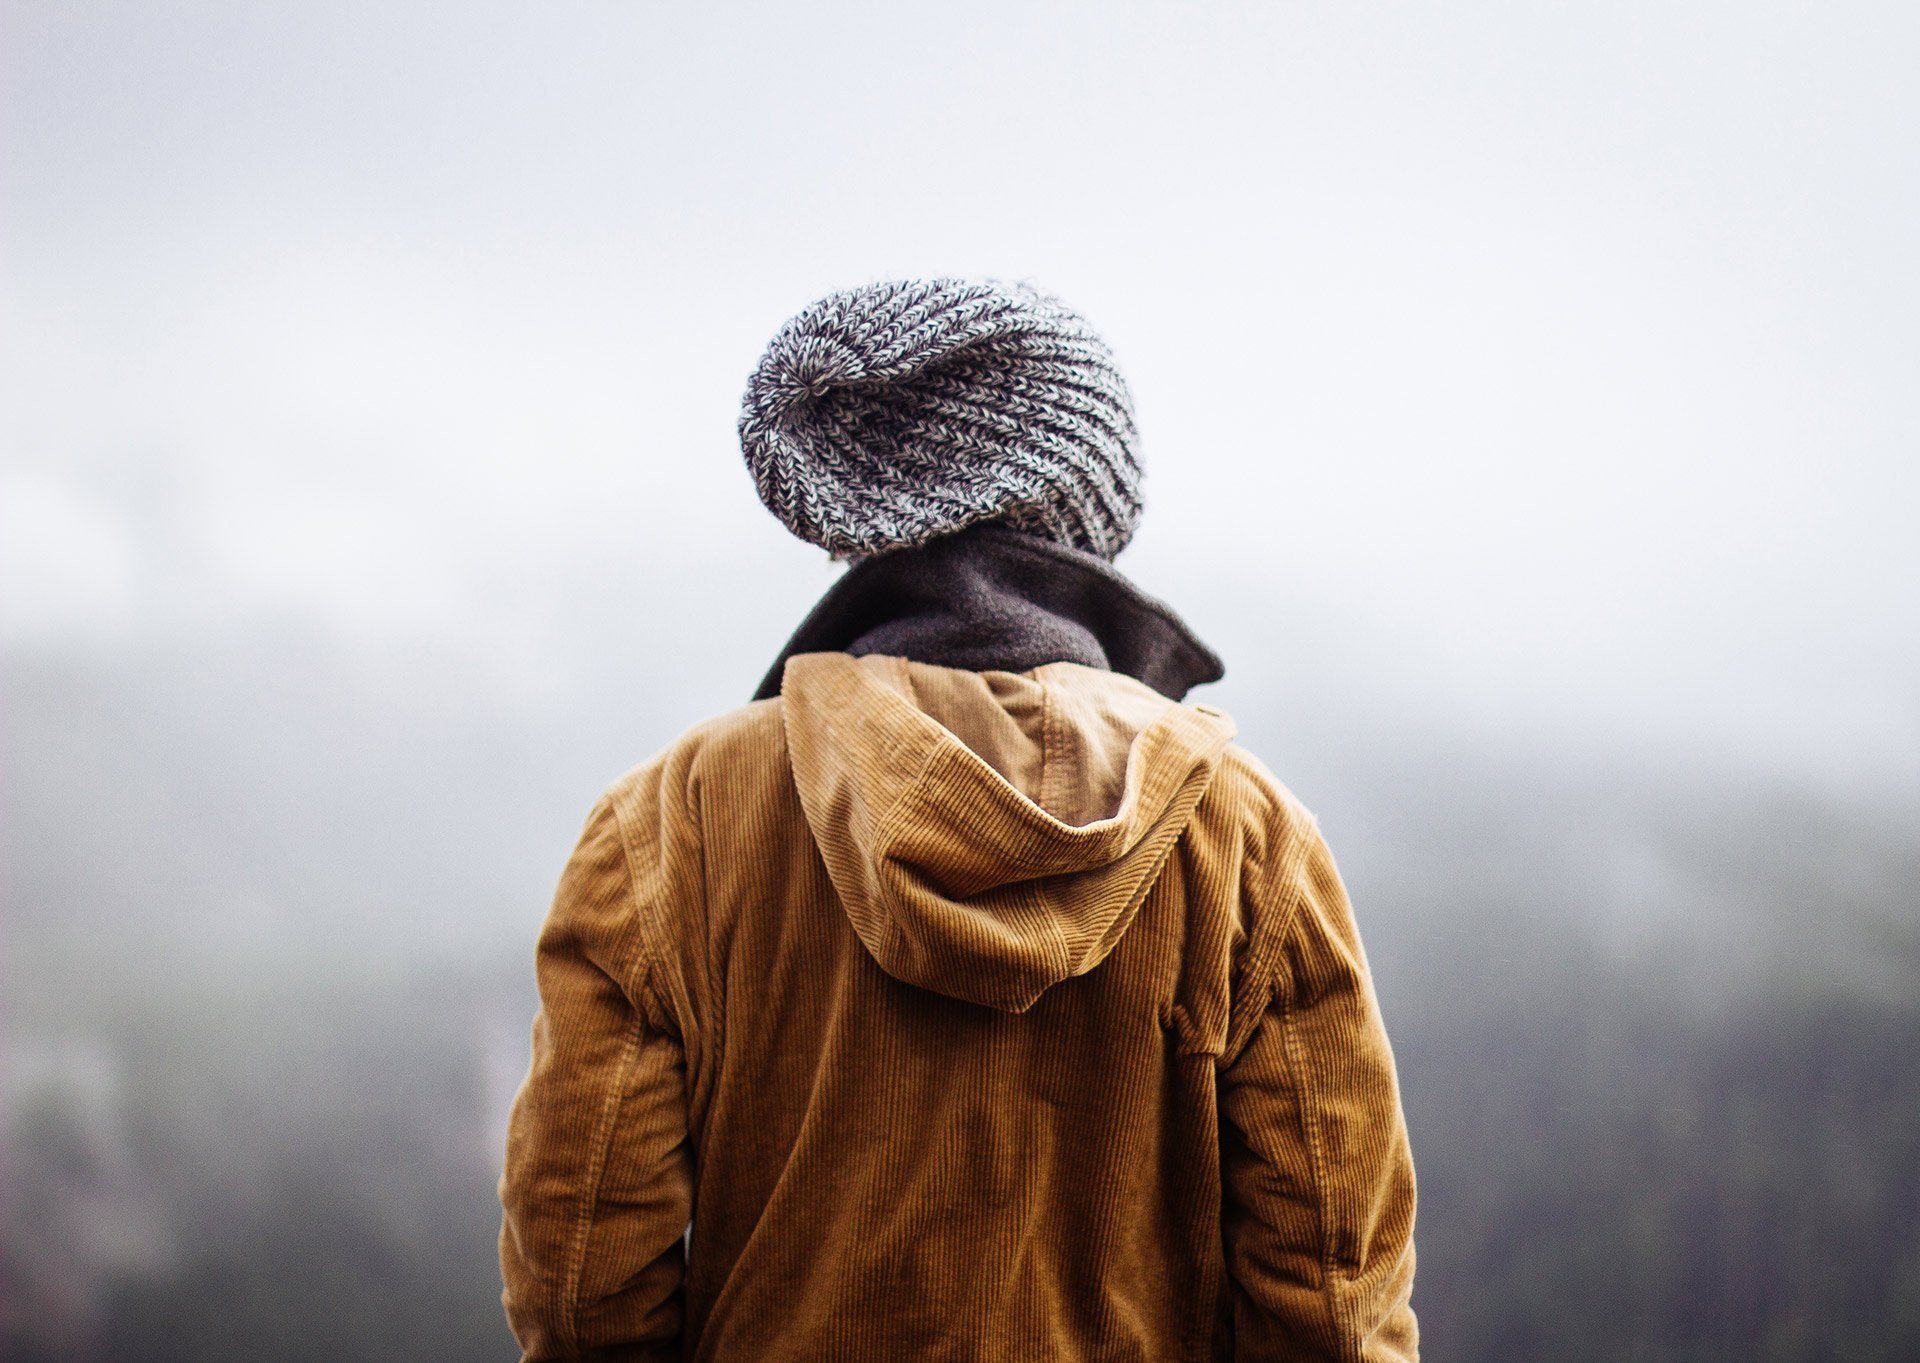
[{"left": 752, "top": 523, "right": 1224, "bottom": 703}]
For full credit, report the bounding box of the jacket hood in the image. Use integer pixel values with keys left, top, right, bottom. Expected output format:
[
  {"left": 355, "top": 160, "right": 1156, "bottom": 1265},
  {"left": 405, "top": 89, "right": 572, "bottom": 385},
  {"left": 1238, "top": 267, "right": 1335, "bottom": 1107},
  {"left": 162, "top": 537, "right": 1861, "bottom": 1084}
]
[{"left": 780, "top": 651, "right": 1237, "bottom": 1012}]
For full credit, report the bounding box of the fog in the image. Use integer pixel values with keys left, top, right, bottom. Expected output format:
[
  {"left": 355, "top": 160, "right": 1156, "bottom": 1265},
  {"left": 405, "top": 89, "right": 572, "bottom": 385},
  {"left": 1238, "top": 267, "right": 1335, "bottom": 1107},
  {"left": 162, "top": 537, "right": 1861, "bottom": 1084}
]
[{"left": 5, "top": 3, "right": 1918, "bottom": 1358}]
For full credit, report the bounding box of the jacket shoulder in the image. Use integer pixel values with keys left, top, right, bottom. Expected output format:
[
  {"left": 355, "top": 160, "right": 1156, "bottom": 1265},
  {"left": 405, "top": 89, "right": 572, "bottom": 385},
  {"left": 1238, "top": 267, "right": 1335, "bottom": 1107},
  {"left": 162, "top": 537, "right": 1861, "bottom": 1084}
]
[
  {"left": 1190, "top": 741, "right": 1330, "bottom": 990},
  {"left": 1202, "top": 741, "right": 1321, "bottom": 862},
  {"left": 598, "top": 696, "right": 788, "bottom": 821},
  {"left": 586, "top": 698, "right": 786, "bottom": 996}
]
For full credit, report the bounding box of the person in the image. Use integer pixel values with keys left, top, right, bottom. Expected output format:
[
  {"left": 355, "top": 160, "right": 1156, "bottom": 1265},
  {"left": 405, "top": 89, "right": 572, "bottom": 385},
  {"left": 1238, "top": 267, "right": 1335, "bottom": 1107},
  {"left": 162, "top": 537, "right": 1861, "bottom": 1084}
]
[{"left": 498, "top": 278, "right": 1418, "bottom": 1361}]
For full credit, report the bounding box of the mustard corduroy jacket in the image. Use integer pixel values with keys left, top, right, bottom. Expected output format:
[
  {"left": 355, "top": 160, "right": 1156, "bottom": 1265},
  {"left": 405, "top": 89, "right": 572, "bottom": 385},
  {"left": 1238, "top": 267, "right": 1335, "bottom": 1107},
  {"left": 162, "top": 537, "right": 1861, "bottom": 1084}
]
[{"left": 500, "top": 651, "right": 1417, "bottom": 1361}]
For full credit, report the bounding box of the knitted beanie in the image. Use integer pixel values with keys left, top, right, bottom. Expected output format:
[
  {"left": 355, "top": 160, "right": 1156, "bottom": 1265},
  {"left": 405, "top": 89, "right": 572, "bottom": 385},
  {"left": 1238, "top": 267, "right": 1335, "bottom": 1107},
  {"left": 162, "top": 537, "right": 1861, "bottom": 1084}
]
[{"left": 738, "top": 278, "right": 1143, "bottom": 561}]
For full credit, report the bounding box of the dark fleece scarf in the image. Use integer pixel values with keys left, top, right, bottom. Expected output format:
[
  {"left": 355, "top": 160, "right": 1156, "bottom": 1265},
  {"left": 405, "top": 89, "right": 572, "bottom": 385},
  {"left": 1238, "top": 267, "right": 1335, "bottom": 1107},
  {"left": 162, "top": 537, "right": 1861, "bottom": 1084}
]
[{"left": 752, "top": 523, "right": 1224, "bottom": 703}]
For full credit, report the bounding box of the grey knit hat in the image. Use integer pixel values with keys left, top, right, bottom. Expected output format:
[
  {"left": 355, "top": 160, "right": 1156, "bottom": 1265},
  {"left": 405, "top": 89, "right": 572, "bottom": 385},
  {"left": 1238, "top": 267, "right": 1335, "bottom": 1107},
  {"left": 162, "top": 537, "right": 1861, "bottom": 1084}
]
[{"left": 739, "top": 278, "right": 1143, "bottom": 561}]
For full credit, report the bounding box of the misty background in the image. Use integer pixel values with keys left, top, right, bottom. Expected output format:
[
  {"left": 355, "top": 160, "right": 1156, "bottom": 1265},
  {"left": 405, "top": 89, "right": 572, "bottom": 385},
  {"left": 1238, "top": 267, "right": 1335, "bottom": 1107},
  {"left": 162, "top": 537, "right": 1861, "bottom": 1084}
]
[{"left": 5, "top": 3, "right": 1917, "bottom": 1358}]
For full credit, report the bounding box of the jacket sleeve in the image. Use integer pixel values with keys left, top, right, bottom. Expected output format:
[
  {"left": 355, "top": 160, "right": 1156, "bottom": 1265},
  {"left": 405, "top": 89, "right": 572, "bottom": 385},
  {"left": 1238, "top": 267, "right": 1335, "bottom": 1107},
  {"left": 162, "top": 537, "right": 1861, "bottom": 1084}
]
[
  {"left": 499, "top": 790, "right": 694, "bottom": 1362},
  {"left": 1218, "top": 810, "right": 1418, "bottom": 1362}
]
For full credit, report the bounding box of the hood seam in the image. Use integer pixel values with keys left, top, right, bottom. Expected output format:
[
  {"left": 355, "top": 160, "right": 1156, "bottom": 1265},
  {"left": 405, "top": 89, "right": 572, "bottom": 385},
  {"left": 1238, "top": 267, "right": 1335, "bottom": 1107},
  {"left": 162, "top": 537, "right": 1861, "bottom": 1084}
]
[{"left": 869, "top": 681, "right": 1219, "bottom": 845}]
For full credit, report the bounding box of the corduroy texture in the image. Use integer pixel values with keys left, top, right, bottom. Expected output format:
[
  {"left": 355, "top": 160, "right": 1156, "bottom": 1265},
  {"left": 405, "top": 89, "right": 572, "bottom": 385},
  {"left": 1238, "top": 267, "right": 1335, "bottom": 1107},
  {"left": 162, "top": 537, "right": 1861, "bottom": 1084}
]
[
  {"left": 500, "top": 652, "right": 1418, "bottom": 1361},
  {"left": 738, "top": 279, "right": 1144, "bottom": 560}
]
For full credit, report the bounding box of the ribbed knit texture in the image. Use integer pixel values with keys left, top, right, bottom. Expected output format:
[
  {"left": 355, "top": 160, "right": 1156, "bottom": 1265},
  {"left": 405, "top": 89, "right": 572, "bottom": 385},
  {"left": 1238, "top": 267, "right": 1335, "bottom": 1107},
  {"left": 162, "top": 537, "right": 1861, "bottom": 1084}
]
[
  {"left": 738, "top": 279, "right": 1144, "bottom": 560},
  {"left": 500, "top": 653, "right": 1418, "bottom": 1361}
]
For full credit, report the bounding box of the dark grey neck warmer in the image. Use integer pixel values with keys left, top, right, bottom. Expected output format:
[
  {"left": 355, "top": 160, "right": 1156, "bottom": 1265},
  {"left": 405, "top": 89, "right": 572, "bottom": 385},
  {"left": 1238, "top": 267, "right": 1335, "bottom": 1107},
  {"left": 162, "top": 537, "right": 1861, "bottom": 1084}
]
[{"left": 752, "top": 523, "right": 1224, "bottom": 703}]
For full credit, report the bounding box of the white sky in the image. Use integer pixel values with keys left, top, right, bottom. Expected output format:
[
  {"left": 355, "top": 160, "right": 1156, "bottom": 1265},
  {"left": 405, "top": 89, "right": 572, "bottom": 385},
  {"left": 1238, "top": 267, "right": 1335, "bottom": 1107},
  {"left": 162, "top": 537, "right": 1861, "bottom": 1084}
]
[{"left": 6, "top": 1, "right": 1918, "bottom": 791}]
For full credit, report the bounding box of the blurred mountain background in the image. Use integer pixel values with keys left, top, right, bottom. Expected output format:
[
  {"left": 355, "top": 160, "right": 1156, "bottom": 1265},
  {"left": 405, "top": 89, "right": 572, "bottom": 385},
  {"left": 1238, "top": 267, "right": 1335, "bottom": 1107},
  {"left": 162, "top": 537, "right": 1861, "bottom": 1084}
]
[{"left": 5, "top": 3, "right": 1917, "bottom": 1359}]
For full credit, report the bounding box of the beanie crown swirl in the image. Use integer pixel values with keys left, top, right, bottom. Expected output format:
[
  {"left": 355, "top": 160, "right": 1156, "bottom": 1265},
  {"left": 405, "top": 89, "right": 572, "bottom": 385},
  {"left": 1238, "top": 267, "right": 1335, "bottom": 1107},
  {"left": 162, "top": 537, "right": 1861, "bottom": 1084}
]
[{"left": 739, "top": 278, "right": 1143, "bottom": 560}]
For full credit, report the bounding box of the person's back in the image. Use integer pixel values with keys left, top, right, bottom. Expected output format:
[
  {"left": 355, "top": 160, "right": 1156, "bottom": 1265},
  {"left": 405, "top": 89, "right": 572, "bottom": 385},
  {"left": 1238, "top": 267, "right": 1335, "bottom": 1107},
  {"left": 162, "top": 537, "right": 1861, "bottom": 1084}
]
[{"left": 499, "top": 280, "right": 1418, "bottom": 1361}]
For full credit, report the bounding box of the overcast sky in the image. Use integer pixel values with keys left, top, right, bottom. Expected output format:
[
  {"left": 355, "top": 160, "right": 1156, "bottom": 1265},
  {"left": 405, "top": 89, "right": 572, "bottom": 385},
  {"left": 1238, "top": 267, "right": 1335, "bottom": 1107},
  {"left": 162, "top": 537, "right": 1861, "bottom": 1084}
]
[{"left": 6, "top": 1, "right": 1917, "bottom": 800}]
